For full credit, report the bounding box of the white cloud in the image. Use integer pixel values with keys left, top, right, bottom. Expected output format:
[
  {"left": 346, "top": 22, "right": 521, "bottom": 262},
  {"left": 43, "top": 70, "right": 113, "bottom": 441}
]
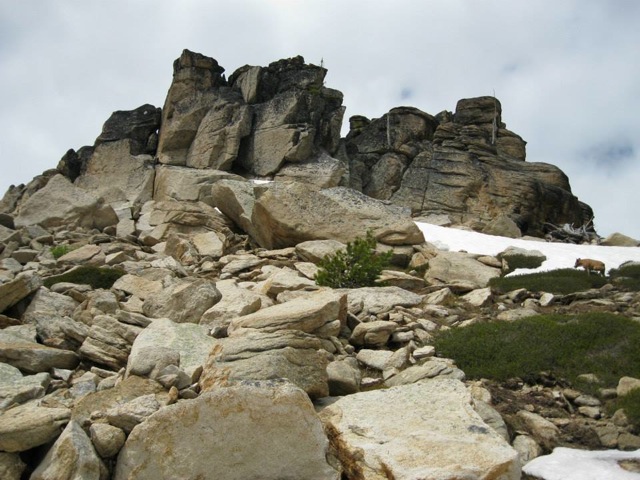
[{"left": 1, "top": 0, "right": 639, "bottom": 238}]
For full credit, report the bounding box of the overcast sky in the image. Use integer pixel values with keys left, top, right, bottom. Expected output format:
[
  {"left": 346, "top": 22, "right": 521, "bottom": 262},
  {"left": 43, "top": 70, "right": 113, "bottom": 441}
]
[{"left": 1, "top": 1, "right": 639, "bottom": 238}]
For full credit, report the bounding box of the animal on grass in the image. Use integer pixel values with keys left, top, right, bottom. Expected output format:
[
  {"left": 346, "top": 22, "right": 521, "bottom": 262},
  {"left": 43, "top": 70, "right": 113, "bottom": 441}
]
[{"left": 574, "top": 258, "right": 605, "bottom": 276}]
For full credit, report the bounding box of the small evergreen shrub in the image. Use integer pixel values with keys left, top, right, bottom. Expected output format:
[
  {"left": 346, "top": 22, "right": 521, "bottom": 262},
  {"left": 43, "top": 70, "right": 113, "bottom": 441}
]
[
  {"left": 43, "top": 266, "right": 125, "bottom": 290},
  {"left": 433, "top": 313, "right": 640, "bottom": 393},
  {"left": 489, "top": 268, "right": 607, "bottom": 295},
  {"left": 315, "top": 232, "right": 393, "bottom": 288},
  {"left": 50, "top": 245, "right": 72, "bottom": 259}
]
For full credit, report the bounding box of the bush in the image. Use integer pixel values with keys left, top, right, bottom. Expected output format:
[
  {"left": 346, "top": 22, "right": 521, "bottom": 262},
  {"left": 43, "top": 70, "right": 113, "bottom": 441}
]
[
  {"left": 315, "top": 232, "right": 393, "bottom": 288},
  {"left": 608, "top": 262, "right": 640, "bottom": 291},
  {"left": 433, "top": 313, "right": 640, "bottom": 393},
  {"left": 499, "top": 253, "right": 545, "bottom": 275},
  {"left": 50, "top": 245, "right": 72, "bottom": 259},
  {"left": 43, "top": 266, "right": 125, "bottom": 290},
  {"left": 489, "top": 268, "right": 607, "bottom": 295}
]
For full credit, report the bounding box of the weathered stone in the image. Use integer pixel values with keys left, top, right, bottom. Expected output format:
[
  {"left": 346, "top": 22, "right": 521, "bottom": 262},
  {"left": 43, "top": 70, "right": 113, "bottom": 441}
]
[
  {"left": 512, "top": 434, "right": 542, "bottom": 467},
  {"left": 90, "top": 423, "right": 127, "bottom": 459},
  {"left": 210, "top": 179, "right": 258, "bottom": 239},
  {"left": 425, "top": 251, "right": 501, "bottom": 289},
  {"left": 463, "top": 287, "right": 494, "bottom": 307},
  {"left": 600, "top": 232, "right": 639, "bottom": 247},
  {"left": 356, "top": 349, "right": 394, "bottom": 371},
  {"left": 104, "top": 394, "right": 161, "bottom": 433},
  {"left": 199, "top": 330, "right": 329, "bottom": 399},
  {"left": 57, "top": 244, "right": 103, "bottom": 264},
  {"left": 13, "top": 174, "right": 118, "bottom": 230},
  {"left": 327, "top": 358, "right": 361, "bottom": 396},
  {"left": 143, "top": 278, "right": 221, "bottom": 323},
  {"left": 30, "top": 420, "right": 107, "bottom": 480},
  {"left": 78, "top": 315, "right": 139, "bottom": 370},
  {"left": 199, "top": 279, "right": 262, "bottom": 328},
  {"left": 192, "top": 231, "right": 226, "bottom": 257},
  {"left": 95, "top": 103, "right": 161, "bottom": 155},
  {"left": 0, "top": 404, "right": 71, "bottom": 452},
  {"left": 319, "top": 379, "right": 519, "bottom": 480},
  {"left": 295, "top": 239, "right": 346, "bottom": 263},
  {"left": 252, "top": 183, "right": 424, "bottom": 249},
  {"left": 153, "top": 165, "right": 244, "bottom": 203},
  {"left": 377, "top": 269, "right": 425, "bottom": 290},
  {"left": 0, "top": 363, "right": 49, "bottom": 410},
  {"left": 127, "top": 318, "right": 215, "bottom": 377},
  {"left": 275, "top": 152, "right": 345, "bottom": 188},
  {"left": 258, "top": 265, "right": 317, "bottom": 295},
  {"left": 617, "top": 376, "right": 640, "bottom": 396},
  {"left": 346, "top": 286, "right": 423, "bottom": 315},
  {"left": 483, "top": 214, "right": 522, "bottom": 238},
  {"left": 22, "top": 287, "right": 79, "bottom": 324},
  {"left": 114, "top": 381, "right": 338, "bottom": 480},
  {"left": 0, "top": 452, "right": 26, "bottom": 480},
  {"left": 349, "top": 320, "right": 397, "bottom": 347},
  {"left": 0, "top": 271, "right": 41, "bottom": 313},
  {"left": 385, "top": 358, "right": 465, "bottom": 386},
  {"left": 516, "top": 410, "right": 560, "bottom": 450},
  {"left": 75, "top": 139, "right": 155, "bottom": 205},
  {"left": 0, "top": 337, "right": 79, "bottom": 374},
  {"left": 228, "top": 289, "right": 346, "bottom": 338},
  {"left": 496, "top": 308, "right": 539, "bottom": 322},
  {"left": 112, "top": 273, "right": 163, "bottom": 300}
]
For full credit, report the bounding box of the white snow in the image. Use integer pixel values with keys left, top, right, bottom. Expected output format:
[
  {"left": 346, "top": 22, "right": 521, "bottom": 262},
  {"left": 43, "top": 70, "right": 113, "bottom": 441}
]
[
  {"left": 415, "top": 222, "right": 640, "bottom": 276},
  {"left": 522, "top": 447, "right": 640, "bottom": 480},
  {"left": 415, "top": 222, "right": 640, "bottom": 478}
]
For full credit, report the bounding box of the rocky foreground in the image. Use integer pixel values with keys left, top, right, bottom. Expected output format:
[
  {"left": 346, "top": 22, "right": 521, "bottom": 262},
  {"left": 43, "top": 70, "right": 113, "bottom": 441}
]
[
  {"left": 0, "top": 49, "right": 638, "bottom": 479},
  {"left": 1, "top": 213, "right": 640, "bottom": 479}
]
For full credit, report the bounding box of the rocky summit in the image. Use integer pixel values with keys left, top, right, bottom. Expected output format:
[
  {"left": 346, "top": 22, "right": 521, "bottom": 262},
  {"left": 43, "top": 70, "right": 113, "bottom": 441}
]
[{"left": 0, "top": 50, "right": 637, "bottom": 479}]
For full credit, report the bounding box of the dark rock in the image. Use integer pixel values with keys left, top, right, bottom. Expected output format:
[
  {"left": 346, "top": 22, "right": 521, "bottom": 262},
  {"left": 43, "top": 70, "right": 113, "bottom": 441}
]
[{"left": 95, "top": 104, "right": 162, "bottom": 155}]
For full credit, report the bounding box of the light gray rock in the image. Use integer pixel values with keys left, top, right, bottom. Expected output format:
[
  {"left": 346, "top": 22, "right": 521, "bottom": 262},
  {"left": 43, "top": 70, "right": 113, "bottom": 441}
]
[
  {"left": 512, "top": 434, "right": 542, "bottom": 466},
  {"left": 13, "top": 174, "right": 118, "bottom": 230},
  {"left": 251, "top": 183, "right": 425, "bottom": 249},
  {"left": 78, "top": 315, "right": 140, "bottom": 370},
  {"left": 199, "top": 330, "right": 330, "bottom": 399},
  {"left": 617, "top": 376, "right": 640, "bottom": 396},
  {"left": 377, "top": 269, "right": 425, "bottom": 290},
  {"left": 425, "top": 250, "right": 501, "bottom": 289},
  {"left": 22, "top": 287, "right": 79, "bottom": 324},
  {"left": 295, "top": 239, "right": 346, "bottom": 263},
  {"left": 104, "top": 394, "right": 161, "bottom": 433},
  {"left": 199, "top": 279, "right": 262, "bottom": 328},
  {"left": 346, "top": 286, "right": 422, "bottom": 315},
  {"left": 463, "top": 287, "right": 493, "bottom": 307},
  {"left": 356, "top": 349, "right": 394, "bottom": 371},
  {"left": 319, "top": 378, "right": 520, "bottom": 480},
  {"left": 0, "top": 364, "right": 50, "bottom": 411},
  {"left": 482, "top": 214, "right": 522, "bottom": 238},
  {"left": 127, "top": 318, "right": 215, "bottom": 377},
  {"left": 192, "top": 231, "right": 226, "bottom": 257},
  {"left": 258, "top": 265, "right": 317, "bottom": 295},
  {"left": 90, "top": 423, "right": 127, "bottom": 459},
  {"left": 0, "top": 404, "right": 71, "bottom": 452},
  {"left": 275, "top": 152, "right": 345, "bottom": 188},
  {"left": 516, "top": 410, "right": 560, "bottom": 450},
  {"left": 228, "top": 289, "right": 346, "bottom": 338},
  {"left": 210, "top": 179, "right": 258, "bottom": 239},
  {"left": 349, "top": 320, "right": 397, "bottom": 348},
  {"left": 600, "top": 232, "right": 639, "bottom": 247},
  {"left": 496, "top": 308, "right": 539, "bottom": 322},
  {"left": 153, "top": 165, "right": 244, "bottom": 203},
  {"left": 112, "top": 273, "right": 163, "bottom": 300},
  {"left": 114, "top": 381, "right": 339, "bottom": 480},
  {"left": 327, "top": 358, "right": 361, "bottom": 396},
  {"left": 385, "top": 358, "right": 465, "bottom": 386},
  {"left": 0, "top": 336, "right": 79, "bottom": 374},
  {"left": 57, "top": 244, "right": 103, "bottom": 264},
  {"left": 74, "top": 139, "right": 155, "bottom": 206},
  {"left": 0, "top": 271, "right": 41, "bottom": 313},
  {"left": 143, "top": 278, "right": 221, "bottom": 323},
  {"left": 30, "top": 420, "right": 107, "bottom": 480},
  {"left": 0, "top": 452, "right": 26, "bottom": 480}
]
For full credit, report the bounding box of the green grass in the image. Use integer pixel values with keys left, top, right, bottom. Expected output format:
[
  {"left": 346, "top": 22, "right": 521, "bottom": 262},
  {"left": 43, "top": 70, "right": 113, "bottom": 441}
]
[
  {"left": 608, "top": 263, "right": 640, "bottom": 291},
  {"left": 499, "top": 253, "right": 545, "bottom": 275},
  {"left": 608, "top": 388, "right": 640, "bottom": 430},
  {"left": 433, "top": 313, "right": 640, "bottom": 393},
  {"left": 50, "top": 245, "right": 72, "bottom": 259},
  {"left": 43, "top": 266, "right": 125, "bottom": 290},
  {"left": 489, "top": 268, "right": 607, "bottom": 295}
]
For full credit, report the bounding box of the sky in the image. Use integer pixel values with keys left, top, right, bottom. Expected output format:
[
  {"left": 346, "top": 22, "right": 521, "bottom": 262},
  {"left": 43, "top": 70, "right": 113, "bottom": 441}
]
[{"left": 1, "top": 1, "right": 639, "bottom": 239}]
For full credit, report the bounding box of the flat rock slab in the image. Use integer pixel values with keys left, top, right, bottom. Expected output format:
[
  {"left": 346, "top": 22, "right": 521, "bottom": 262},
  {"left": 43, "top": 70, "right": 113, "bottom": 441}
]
[
  {"left": 0, "top": 339, "right": 79, "bottom": 374},
  {"left": 114, "top": 381, "right": 339, "bottom": 480},
  {"left": 319, "top": 378, "right": 520, "bottom": 480},
  {"left": 0, "top": 404, "right": 71, "bottom": 452}
]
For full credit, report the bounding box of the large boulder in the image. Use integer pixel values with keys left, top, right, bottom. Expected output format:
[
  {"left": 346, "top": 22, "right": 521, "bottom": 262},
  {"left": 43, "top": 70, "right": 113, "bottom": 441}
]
[
  {"left": 199, "top": 330, "right": 330, "bottom": 399},
  {"left": 319, "top": 378, "right": 520, "bottom": 479},
  {"left": 251, "top": 183, "right": 425, "bottom": 248},
  {"left": 425, "top": 250, "right": 502, "bottom": 289},
  {"left": 0, "top": 271, "right": 41, "bottom": 314},
  {"left": 114, "top": 381, "right": 339, "bottom": 480},
  {"left": 142, "top": 278, "right": 222, "bottom": 324},
  {"left": 153, "top": 165, "right": 243, "bottom": 203},
  {"left": 13, "top": 174, "right": 118, "bottom": 230},
  {"left": 0, "top": 403, "right": 71, "bottom": 452},
  {"left": 94, "top": 103, "right": 161, "bottom": 156}
]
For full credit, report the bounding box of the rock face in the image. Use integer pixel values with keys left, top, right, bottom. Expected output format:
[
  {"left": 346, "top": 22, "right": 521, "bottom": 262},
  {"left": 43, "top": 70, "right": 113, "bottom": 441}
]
[
  {"left": 114, "top": 381, "right": 338, "bottom": 480},
  {"left": 319, "top": 378, "right": 520, "bottom": 480},
  {"left": 343, "top": 97, "right": 593, "bottom": 236}
]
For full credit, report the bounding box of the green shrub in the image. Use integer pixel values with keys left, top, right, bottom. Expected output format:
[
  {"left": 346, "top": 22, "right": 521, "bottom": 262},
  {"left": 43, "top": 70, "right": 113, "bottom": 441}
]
[
  {"left": 433, "top": 313, "right": 640, "bottom": 393},
  {"left": 608, "top": 388, "right": 640, "bottom": 430},
  {"left": 50, "top": 245, "right": 72, "bottom": 259},
  {"left": 608, "top": 263, "right": 640, "bottom": 291},
  {"left": 315, "top": 232, "right": 393, "bottom": 288},
  {"left": 43, "top": 266, "right": 125, "bottom": 290},
  {"left": 489, "top": 268, "right": 607, "bottom": 295},
  {"left": 499, "top": 253, "right": 545, "bottom": 275}
]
